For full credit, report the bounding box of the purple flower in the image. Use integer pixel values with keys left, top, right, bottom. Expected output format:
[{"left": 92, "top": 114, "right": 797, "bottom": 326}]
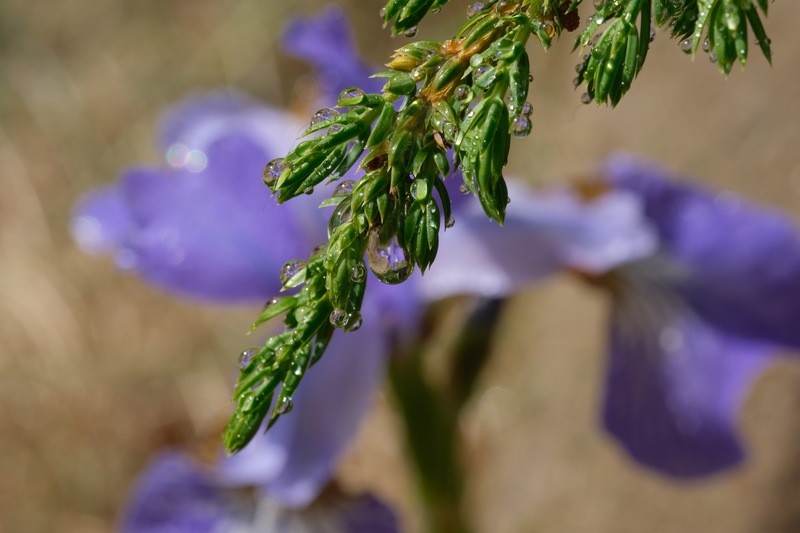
[
  {"left": 76, "top": 7, "right": 448, "bottom": 522},
  {"left": 72, "top": 93, "right": 315, "bottom": 302},
  {"left": 421, "top": 155, "right": 800, "bottom": 478},
  {"left": 420, "top": 180, "right": 658, "bottom": 300},
  {"left": 282, "top": 6, "right": 384, "bottom": 102},
  {"left": 597, "top": 155, "right": 800, "bottom": 477},
  {"left": 71, "top": 8, "right": 409, "bottom": 519},
  {"left": 121, "top": 452, "right": 399, "bottom": 532}
]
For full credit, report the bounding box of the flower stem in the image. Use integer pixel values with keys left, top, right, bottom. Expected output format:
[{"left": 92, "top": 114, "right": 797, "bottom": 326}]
[{"left": 388, "top": 347, "right": 470, "bottom": 533}]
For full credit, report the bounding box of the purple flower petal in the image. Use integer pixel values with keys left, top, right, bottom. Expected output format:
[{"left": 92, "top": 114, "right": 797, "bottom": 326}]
[
  {"left": 121, "top": 453, "right": 242, "bottom": 533},
  {"left": 79, "top": 134, "right": 318, "bottom": 302},
  {"left": 264, "top": 490, "right": 399, "bottom": 532},
  {"left": 158, "top": 90, "right": 304, "bottom": 155},
  {"left": 219, "top": 297, "right": 389, "bottom": 507},
  {"left": 71, "top": 185, "right": 134, "bottom": 255},
  {"left": 282, "top": 6, "right": 383, "bottom": 102},
  {"left": 121, "top": 452, "right": 399, "bottom": 533},
  {"left": 602, "top": 262, "right": 773, "bottom": 477},
  {"left": 420, "top": 182, "right": 656, "bottom": 301},
  {"left": 605, "top": 155, "right": 800, "bottom": 348}
]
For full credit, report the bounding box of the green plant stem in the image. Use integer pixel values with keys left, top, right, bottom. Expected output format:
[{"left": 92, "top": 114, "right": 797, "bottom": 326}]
[
  {"left": 388, "top": 347, "right": 469, "bottom": 533},
  {"left": 387, "top": 298, "right": 505, "bottom": 533}
]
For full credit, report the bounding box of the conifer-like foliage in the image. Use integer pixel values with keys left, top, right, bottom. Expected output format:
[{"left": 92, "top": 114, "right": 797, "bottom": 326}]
[{"left": 223, "top": 0, "right": 774, "bottom": 453}]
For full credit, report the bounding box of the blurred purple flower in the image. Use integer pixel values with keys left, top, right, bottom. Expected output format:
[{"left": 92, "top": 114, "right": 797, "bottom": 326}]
[
  {"left": 282, "top": 6, "right": 384, "bottom": 102},
  {"left": 597, "top": 155, "right": 800, "bottom": 477},
  {"left": 70, "top": 7, "right": 408, "bottom": 519},
  {"left": 424, "top": 155, "right": 800, "bottom": 478},
  {"left": 121, "top": 452, "right": 398, "bottom": 532}
]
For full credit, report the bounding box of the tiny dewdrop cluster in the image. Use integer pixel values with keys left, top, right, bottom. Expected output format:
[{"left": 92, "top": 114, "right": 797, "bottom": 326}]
[{"left": 223, "top": 0, "right": 775, "bottom": 454}]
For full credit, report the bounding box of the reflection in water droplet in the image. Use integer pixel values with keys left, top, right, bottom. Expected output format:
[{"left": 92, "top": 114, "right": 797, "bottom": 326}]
[
  {"left": 280, "top": 260, "right": 307, "bottom": 285},
  {"left": 511, "top": 114, "right": 532, "bottom": 137},
  {"left": 330, "top": 309, "right": 349, "bottom": 328},
  {"left": 328, "top": 201, "right": 353, "bottom": 237},
  {"left": 334, "top": 180, "right": 355, "bottom": 196},
  {"left": 350, "top": 263, "right": 366, "bottom": 281},
  {"left": 277, "top": 397, "right": 294, "bottom": 414},
  {"left": 345, "top": 312, "right": 362, "bottom": 332},
  {"left": 311, "top": 108, "right": 338, "bottom": 124},
  {"left": 367, "top": 230, "right": 414, "bottom": 284},
  {"left": 263, "top": 158, "right": 285, "bottom": 186},
  {"left": 238, "top": 347, "right": 258, "bottom": 369},
  {"left": 340, "top": 87, "right": 364, "bottom": 102},
  {"left": 467, "top": 2, "right": 484, "bottom": 17}
]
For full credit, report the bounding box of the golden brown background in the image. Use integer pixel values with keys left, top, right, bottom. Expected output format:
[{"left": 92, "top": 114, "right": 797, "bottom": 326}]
[{"left": 1, "top": 0, "right": 800, "bottom": 531}]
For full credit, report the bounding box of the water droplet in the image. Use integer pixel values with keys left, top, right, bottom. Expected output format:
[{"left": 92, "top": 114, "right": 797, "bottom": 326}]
[
  {"left": 345, "top": 312, "right": 362, "bottom": 332},
  {"left": 366, "top": 230, "right": 414, "bottom": 284},
  {"left": 410, "top": 179, "right": 428, "bottom": 200},
  {"left": 649, "top": 28, "right": 656, "bottom": 42},
  {"left": 702, "top": 38, "right": 711, "bottom": 53},
  {"left": 580, "top": 92, "right": 592, "bottom": 104},
  {"left": 454, "top": 84, "right": 471, "bottom": 101},
  {"left": 277, "top": 397, "right": 294, "bottom": 414},
  {"left": 379, "top": 7, "right": 386, "bottom": 18},
  {"left": 334, "top": 180, "right": 355, "bottom": 196},
  {"left": 340, "top": 86, "right": 364, "bottom": 102},
  {"left": 240, "top": 392, "right": 256, "bottom": 411},
  {"left": 446, "top": 215, "right": 455, "bottom": 228},
  {"left": 511, "top": 114, "right": 531, "bottom": 137},
  {"left": 521, "top": 101, "right": 533, "bottom": 116},
  {"left": 264, "top": 297, "right": 280, "bottom": 309},
  {"left": 459, "top": 184, "right": 470, "bottom": 195},
  {"left": 573, "top": 76, "right": 582, "bottom": 87},
  {"left": 709, "top": 52, "right": 718, "bottom": 63},
  {"left": 327, "top": 124, "right": 343, "bottom": 134},
  {"left": 328, "top": 201, "right": 353, "bottom": 237},
  {"left": 679, "top": 38, "right": 692, "bottom": 53},
  {"left": 495, "top": 0, "right": 519, "bottom": 15},
  {"left": 350, "top": 263, "right": 366, "bottom": 282},
  {"left": 311, "top": 108, "right": 338, "bottom": 124},
  {"left": 473, "top": 65, "right": 496, "bottom": 87},
  {"left": 263, "top": 158, "right": 285, "bottom": 186},
  {"left": 294, "top": 305, "right": 312, "bottom": 324},
  {"left": 411, "top": 67, "right": 425, "bottom": 81},
  {"left": 280, "top": 260, "right": 306, "bottom": 285},
  {"left": 542, "top": 20, "right": 556, "bottom": 37},
  {"left": 404, "top": 26, "right": 418, "bottom": 38},
  {"left": 467, "top": 2, "right": 484, "bottom": 17},
  {"left": 330, "top": 308, "right": 349, "bottom": 327},
  {"left": 238, "top": 347, "right": 258, "bottom": 369}
]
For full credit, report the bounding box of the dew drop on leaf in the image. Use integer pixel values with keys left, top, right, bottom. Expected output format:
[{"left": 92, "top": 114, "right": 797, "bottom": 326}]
[{"left": 367, "top": 230, "right": 414, "bottom": 284}]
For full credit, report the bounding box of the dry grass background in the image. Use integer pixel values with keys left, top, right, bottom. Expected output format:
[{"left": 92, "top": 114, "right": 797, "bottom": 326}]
[{"left": 1, "top": 0, "right": 800, "bottom": 531}]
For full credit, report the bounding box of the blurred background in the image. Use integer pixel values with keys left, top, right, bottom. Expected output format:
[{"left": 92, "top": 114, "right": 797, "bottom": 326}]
[{"left": 2, "top": 0, "right": 800, "bottom": 531}]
